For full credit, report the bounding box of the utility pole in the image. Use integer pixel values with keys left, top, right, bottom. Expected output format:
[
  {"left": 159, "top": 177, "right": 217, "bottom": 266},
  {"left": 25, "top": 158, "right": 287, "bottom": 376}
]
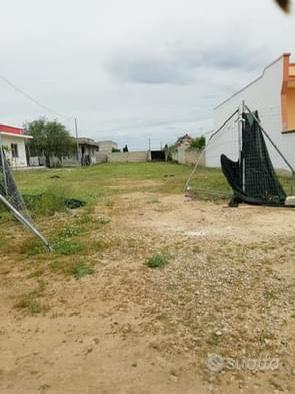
[
  {"left": 148, "top": 137, "right": 151, "bottom": 161},
  {"left": 74, "top": 118, "right": 81, "bottom": 165}
]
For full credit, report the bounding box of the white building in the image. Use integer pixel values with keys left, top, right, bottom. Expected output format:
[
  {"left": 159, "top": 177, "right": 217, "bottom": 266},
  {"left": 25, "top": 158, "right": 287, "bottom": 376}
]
[
  {"left": 206, "top": 53, "right": 295, "bottom": 170},
  {"left": 0, "top": 124, "right": 32, "bottom": 168}
]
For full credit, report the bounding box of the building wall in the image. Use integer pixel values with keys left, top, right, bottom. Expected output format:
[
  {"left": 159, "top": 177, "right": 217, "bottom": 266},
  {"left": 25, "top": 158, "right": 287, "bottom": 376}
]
[
  {"left": 1, "top": 135, "right": 28, "bottom": 167},
  {"left": 95, "top": 152, "right": 108, "bottom": 163},
  {"left": 98, "top": 141, "right": 117, "bottom": 153},
  {"left": 79, "top": 145, "right": 97, "bottom": 164},
  {"left": 206, "top": 55, "right": 295, "bottom": 170},
  {"left": 172, "top": 147, "right": 205, "bottom": 166},
  {"left": 184, "top": 149, "right": 205, "bottom": 166},
  {"left": 61, "top": 145, "right": 97, "bottom": 167},
  {"left": 108, "top": 151, "right": 148, "bottom": 163}
]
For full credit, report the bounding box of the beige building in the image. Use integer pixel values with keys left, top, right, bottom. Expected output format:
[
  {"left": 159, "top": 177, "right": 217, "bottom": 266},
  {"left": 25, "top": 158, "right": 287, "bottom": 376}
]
[{"left": 97, "top": 140, "right": 118, "bottom": 153}]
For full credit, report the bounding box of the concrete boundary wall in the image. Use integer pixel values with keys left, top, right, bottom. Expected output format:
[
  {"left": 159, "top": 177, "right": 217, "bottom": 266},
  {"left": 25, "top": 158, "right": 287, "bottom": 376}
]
[
  {"left": 95, "top": 152, "right": 108, "bottom": 163},
  {"left": 172, "top": 148, "right": 205, "bottom": 166},
  {"left": 108, "top": 151, "right": 148, "bottom": 163}
]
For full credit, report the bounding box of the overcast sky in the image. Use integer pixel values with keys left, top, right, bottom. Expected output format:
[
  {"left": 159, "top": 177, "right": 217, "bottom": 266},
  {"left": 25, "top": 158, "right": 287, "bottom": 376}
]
[{"left": 0, "top": 0, "right": 294, "bottom": 149}]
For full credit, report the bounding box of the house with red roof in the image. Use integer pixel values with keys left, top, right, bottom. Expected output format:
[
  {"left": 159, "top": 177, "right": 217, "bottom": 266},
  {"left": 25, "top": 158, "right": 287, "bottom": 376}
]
[{"left": 0, "top": 124, "right": 33, "bottom": 167}]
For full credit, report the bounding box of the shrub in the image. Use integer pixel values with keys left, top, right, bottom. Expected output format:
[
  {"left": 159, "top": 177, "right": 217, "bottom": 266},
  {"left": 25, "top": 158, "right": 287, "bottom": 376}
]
[
  {"left": 25, "top": 184, "right": 68, "bottom": 216},
  {"left": 71, "top": 263, "right": 94, "bottom": 279},
  {"left": 190, "top": 136, "right": 206, "bottom": 150},
  {"left": 53, "top": 238, "right": 83, "bottom": 255},
  {"left": 145, "top": 253, "right": 169, "bottom": 269}
]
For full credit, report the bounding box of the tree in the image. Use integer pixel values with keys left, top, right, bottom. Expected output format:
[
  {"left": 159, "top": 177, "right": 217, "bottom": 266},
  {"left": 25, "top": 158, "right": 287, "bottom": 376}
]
[
  {"left": 190, "top": 136, "right": 206, "bottom": 150},
  {"left": 25, "top": 119, "right": 75, "bottom": 167}
]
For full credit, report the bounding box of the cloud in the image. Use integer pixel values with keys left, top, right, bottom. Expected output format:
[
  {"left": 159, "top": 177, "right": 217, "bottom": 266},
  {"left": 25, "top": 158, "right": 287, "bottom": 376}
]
[
  {"left": 0, "top": 0, "right": 294, "bottom": 149},
  {"left": 108, "top": 40, "right": 268, "bottom": 86},
  {"left": 109, "top": 57, "right": 194, "bottom": 85}
]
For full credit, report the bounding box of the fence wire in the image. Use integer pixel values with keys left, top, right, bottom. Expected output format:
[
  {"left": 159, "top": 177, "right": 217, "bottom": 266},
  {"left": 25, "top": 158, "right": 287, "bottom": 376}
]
[{"left": 0, "top": 148, "right": 31, "bottom": 220}]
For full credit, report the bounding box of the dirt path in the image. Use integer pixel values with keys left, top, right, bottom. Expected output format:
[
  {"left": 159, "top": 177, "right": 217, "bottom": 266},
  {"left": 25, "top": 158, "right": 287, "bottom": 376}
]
[{"left": 0, "top": 192, "right": 295, "bottom": 393}]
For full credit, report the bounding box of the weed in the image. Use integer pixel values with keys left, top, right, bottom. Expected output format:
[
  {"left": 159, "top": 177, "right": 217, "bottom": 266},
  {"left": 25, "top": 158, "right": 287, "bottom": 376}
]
[
  {"left": 71, "top": 263, "right": 94, "bottom": 279},
  {"left": 148, "top": 198, "right": 160, "bottom": 204},
  {"left": 48, "top": 260, "right": 63, "bottom": 273},
  {"left": 22, "top": 239, "right": 48, "bottom": 256},
  {"left": 15, "top": 297, "right": 43, "bottom": 314},
  {"left": 145, "top": 253, "right": 169, "bottom": 269},
  {"left": 27, "top": 267, "right": 46, "bottom": 278},
  {"left": 14, "top": 279, "right": 48, "bottom": 315},
  {"left": 57, "top": 225, "right": 84, "bottom": 238},
  {"left": 25, "top": 184, "right": 68, "bottom": 216},
  {"left": 53, "top": 238, "right": 83, "bottom": 255},
  {"left": 105, "top": 199, "right": 114, "bottom": 207},
  {"left": 48, "top": 259, "right": 94, "bottom": 279}
]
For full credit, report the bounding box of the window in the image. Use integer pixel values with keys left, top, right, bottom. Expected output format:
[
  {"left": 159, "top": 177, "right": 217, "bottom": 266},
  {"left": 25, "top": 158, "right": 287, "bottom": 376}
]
[{"left": 11, "top": 143, "right": 18, "bottom": 158}]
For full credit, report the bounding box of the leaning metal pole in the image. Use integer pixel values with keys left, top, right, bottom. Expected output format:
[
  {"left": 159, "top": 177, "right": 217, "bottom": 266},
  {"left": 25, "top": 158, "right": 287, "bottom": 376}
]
[
  {"left": 0, "top": 192, "right": 52, "bottom": 251},
  {"left": 184, "top": 109, "right": 239, "bottom": 191}
]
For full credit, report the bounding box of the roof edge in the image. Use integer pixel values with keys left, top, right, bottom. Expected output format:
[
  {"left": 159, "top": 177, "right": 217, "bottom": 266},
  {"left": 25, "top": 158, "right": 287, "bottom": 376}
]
[
  {"left": 0, "top": 131, "right": 33, "bottom": 139},
  {"left": 214, "top": 54, "right": 287, "bottom": 110}
]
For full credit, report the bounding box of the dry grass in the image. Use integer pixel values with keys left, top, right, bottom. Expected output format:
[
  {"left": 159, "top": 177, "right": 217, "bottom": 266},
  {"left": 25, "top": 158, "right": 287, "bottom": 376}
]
[{"left": 0, "top": 163, "right": 295, "bottom": 393}]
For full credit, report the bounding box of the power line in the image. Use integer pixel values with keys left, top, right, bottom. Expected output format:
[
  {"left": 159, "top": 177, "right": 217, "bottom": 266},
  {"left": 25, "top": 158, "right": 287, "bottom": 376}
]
[{"left": 0, "top": 73, "right": 66, "bottom": 119}]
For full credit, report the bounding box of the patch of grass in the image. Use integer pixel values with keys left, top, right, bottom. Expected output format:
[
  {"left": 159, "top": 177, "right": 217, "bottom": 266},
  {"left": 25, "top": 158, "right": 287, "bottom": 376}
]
[
  {"left": 53, "top": 238, "right": 83, "bottom": 255},
  {"left": 71, "top": 263, "right": 94, "bottom": 279},
  {"left": 48, "top": 260, "right": 63, "bottom": 273},
  {"left": 145, "top": 253, "right": 169, "bottom": 269},
  {"left": 14, "top": 279, "right": 48, "bottom": 315},
  {"left": 56, "top": 225, "right": 84, "bottom": 239},
  {"left": 22, "top": 239, "right": 49, "bottom": 256},
  {"left": 105, "top": 199, "right": 114, "bottom": 208},
  {"left": 27, "top": 267, "right": 46, "bottom": 278},
  {"left": 48, "top": 259, "right": 94, "bottom": 279},
  {"left": 15, "top": 297, "right": 43, "bottom": 315},
  {"left": 25, "top": 184, "right": 69, "bottom": 216},
  {"left": 148, "top": 198, "right": 160, "bottom": 204}
]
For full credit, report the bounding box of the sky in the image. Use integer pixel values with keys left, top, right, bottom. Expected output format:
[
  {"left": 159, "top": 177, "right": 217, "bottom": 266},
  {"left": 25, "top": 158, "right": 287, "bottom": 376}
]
[{"left": 0, "top": 0, "right": 295, "bottom": 150}]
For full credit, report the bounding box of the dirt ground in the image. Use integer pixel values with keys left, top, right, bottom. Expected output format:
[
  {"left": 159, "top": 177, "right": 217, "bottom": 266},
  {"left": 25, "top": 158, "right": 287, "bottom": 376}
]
[{"left": 1, "top": 191, "right": 295, "bottom": 393}]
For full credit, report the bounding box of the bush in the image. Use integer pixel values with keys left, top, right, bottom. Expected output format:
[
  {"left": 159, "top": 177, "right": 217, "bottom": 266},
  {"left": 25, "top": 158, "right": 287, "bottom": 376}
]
[
  {"left": 190, "top": 136, "right": 206, "bottom": 150},
  {"left": 24, "top": 185, "right": 68, "bottom": 216},
  {"left": 71, "top": 263, "right": 94, "bottom": 279},
  {"left": 145, "top": 253, "right": 169, "bottom": 269}
]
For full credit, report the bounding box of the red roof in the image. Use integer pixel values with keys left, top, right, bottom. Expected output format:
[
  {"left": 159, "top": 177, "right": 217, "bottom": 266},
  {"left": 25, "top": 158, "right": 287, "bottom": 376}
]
[{"left": 0, "top": 123, "right": 25, "bottom": 136}]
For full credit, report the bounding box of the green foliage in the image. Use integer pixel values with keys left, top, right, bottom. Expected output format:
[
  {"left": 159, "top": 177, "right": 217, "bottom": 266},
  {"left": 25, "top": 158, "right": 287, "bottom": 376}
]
[
  {"left": 49, "top": 259, "right": 94, "bottom": 279},
  {"left": 57, "top": 225, "right": 84, "bottom": 238},
  {"left": 190, "top": 136, "right": 206, "bottom": 150},
  {"left": 25, "top": 241, "right": 47, "bottom": 256},
  {"left": 112, "top": 147, "right": 121, "bottom": 152},
  {"left": 25, "top": 184, "right": 68, "bottom": 216},
  {"left": 25, "top": 118, "right": 75, "bottom": 167},
  {"left": 145, "top": 253, "right": 169, "bottom": 269},
  {"left": 53, "top": 238, "right": 83, "bottom": 255},
  {"left": 71, "top": 263, "right": 94, "bottom": 279}
]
